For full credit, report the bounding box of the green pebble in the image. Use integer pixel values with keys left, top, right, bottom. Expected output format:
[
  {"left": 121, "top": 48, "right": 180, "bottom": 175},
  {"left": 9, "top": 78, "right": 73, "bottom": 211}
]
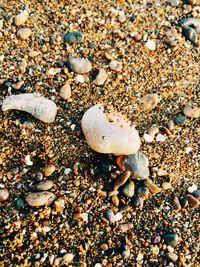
[
  {"left": 174, "top": 115, "right": 186, "bottom": 125},
  {"left": 122, "top": 180, "right": 135, "bottom": 198},
  {"left": 163, "top": 233, "right": 179, "bottom": 247},
  {"left": 64, "top": 31, "right": 83, "bottom": 43}
]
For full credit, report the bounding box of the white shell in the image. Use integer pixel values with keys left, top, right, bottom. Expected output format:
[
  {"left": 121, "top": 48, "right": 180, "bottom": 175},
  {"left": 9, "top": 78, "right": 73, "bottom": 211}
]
[
  {"left": 2, "top": 93, "right": 57, "bottom": 123},
  {"left": 81, "top": 104, "right": 140, "bottom": 155}
]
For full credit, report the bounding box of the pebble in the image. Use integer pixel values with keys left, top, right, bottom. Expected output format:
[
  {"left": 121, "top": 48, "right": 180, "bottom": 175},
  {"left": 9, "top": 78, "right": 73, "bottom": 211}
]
[
  {"left": 188, "top": 184, "right": 197, "bottom": 193},
  {"left": 34, "top": 180, "right": 54, "bottom": 191},
  {"left": 28, "top": 51, "right": 40, "bottom": 58},
  {"left": 17, "top": 28, "right": 32, "bottom": 40},
  {"left": 183, "top": 105, "right": 200, "bottom": 118},
  {"left": 141, "top": 94, "right": 159, "bottom": 110},
  {"left": 133, "top": 33, "right": 143, "bottom": 41},
  {"left": 136, "top": 252, "right": 143, "bottom": 261},
  {"left": 106, "top": 210, "right": 116, "bottom": 223},
  {"left": 26, "top": 191, "right": 56, "bottom": 207},
  {"left": 62, "top": 253, "right": 74, "bottom": 264},
  {"left": 12, "top": 81, "right": 24, "bottom": 90},
  {"left": 117, "top": 223, "right": 133, "bottom": 232},
  {"left": 111, "top": 195, "right": 119, "bottom": 206},
  {"left": 143, "top": 133, "right": 154, "bottom": 142},
  {"left": 67, "top": 57, "right": 92, "bottom": 74},
  {"left": 182, "top": 26, "right": 197, "bottom": 43},
  {"left": 179, "top": 197, "right": 188, "bottom": 208},
  {"left": 157, "top": 168, "right": 168, "bottom": 176},
  {"left": 64, "top": 31, "right": 83, "bottom": 43},
  {"left": 76, "top": 74, "right": 85, "bottom": 83},
  {"left": 185, "top": 194, "right": 199, "bottom": 208},
  {"left": 122, "top": 152, "right": 149, "bottom": 179},
  {"left": 145, "top": 40, "right": 156, "bottom": 50},
  {"left": 192, "top": 190, "right": 200, "bottom": 199},
  {"left": 122, "top": 245, "right": 130, "bottom": 259},
  {"left": 131, "top": 196, "right": 143, "bottom": 207},
  {"left": 167, "top": 120, "right": 174, "bottom": 131},
  {"left": 174, "top": 115, "right": 187, "bottom": 125},
  {"left": 163, "top": 233, "right": 179, "bottom": 247},
  {"left": 167, "top": 252, "right": 178, "bottom": 262},
  {"left": 16, "top": 198, "right": 25, "bottom": 210},
  {"left": 109, "top": 60, "right": 122, "bottom": 71},
  {"left": 81, "top": 104, "right": 141, "bottom": 155},
  {"left": 170, "top": 0, "right": 179, "bottom": 7},
  {"left": 0, "top": 189, "right": 9, "bottom": 202},
  {"left": 172, "top": 197, "right": 181, "bottom": 211},
  {"left": 136, "top": 186, "right": 150, "bottom": 196},
  {"left": 43, "top": 164, "right": 56, "bottom": 177},
  {"left": 46, "top": 68, "right": 60, "bottom": 76},
  {"left": 2, "top": 93, "right": 57, "bottom": 123},
  {"left": 156, "top": 133, "right": 166, "bottom": 142},
  {"left": 19, "top": 59, "right": 27, "bottom": 74},
  {"left": 93, "top": 68, "right": 107, "bottom": 85},
  {"left": 162, "top": 182, "right": 172, "bottom": 190},
  {"left": 145, "top": 178, "right": 161, "bottom": 194},
  {"left": 59, "top": 83, "right": 71, "bottom": 100},
  {"left": 113, "top": 170, "right": 131, "bottom": 191},
  {"left": 14, "top": 10, "right": 29, "bottom": 26},
  {"left": 122, "top": 180, "right": 135, "bottom": 198}
]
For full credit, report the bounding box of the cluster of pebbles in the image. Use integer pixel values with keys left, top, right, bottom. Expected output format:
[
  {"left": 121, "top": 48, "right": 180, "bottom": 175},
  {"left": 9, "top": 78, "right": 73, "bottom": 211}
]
[{"left": 0, "top": 0, "right": 199, "bottom": 266}]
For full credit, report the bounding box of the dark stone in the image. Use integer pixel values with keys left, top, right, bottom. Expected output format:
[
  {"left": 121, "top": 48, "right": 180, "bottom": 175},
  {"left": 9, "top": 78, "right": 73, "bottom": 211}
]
[
  {"left": 192, "top": 189, "right": 200, "bottom": 198},
  {"left": 131, "top": 196, "right": 143, "bottom": 207},
  {"left": 89, "top": 42, "right": 95, "bottom": 48},
  {"left": 0, "top": 80, "right": 12, "bottom": 89},
  {"left": 163, "top": 233, "right": 178, "bottom": 247},
  {"left": 179, "top": 196, "right": 188, "bottom": 208},
  {"left": 182, "top": 26, "right": 197, "bottom": 43},
  {"left": 137, "top": 186, "right": 150, "bottom": 196},
  {"left": 16, "top": 198, "right": 25, "bottom": 211},
  {"left": 174, "top": 115, "right": 187, "bottom": 125},
  {"left": 64, "top": 31, "right": 83, "bottom": 43}
]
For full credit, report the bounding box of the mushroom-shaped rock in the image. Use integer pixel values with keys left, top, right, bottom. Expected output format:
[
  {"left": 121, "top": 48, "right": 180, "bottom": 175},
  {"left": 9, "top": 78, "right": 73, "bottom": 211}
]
[
  {"left": 2, "top": 93, "right": 57, "bottom": 123},
  {"left": 81, "top": 104, "right": 141, "bottom": 155}
]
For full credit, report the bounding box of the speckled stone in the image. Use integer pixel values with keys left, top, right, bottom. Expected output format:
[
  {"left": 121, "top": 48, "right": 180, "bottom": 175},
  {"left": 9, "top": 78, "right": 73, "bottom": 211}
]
[
  {"left": 26, "top": 191, "right": 56, "bottom": 207},
  {"left": 141, "top": 94, "right": 159, "bottom": 110}
]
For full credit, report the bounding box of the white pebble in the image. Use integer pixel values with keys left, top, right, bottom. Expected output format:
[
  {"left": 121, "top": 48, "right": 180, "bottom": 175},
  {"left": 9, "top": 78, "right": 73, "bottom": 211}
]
[
  {"left": 64, "top": 168, "right": 71, "bottom": 175},
  {"left": 188, "top": 184, "right": 197, "bottom": 193},
  {"left": 115, "top": 212, "right": 123, "bottom": 222},
  {"left": 143, "top": 133, "right": 154, "bottom": 142},
  {"left": 156, "top": 133, "right": 166, "bottom": 142},
  {"left": 136, "top": 252, "right": 143, "bottom": 261},
  {"left": 146, "top": 40, "right": 156, "bottom": 51},
  {"left": 76, "top": 74, "right": 85, "bottom": 83}
]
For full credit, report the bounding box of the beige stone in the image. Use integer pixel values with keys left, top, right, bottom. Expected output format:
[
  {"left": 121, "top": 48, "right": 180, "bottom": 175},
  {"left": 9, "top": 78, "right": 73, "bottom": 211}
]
[{"left": 17, "top": 28, "right": 32, "bottom": 40}]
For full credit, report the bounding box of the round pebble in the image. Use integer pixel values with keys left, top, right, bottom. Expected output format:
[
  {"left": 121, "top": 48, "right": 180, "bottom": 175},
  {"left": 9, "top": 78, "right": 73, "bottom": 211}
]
[
  {"left": 141, "top": 94, "right": 159, "bottom": 110},
  {"left": 81, "top": 104, "right": 141, "bottom": 155},
  {"left": 163, "top": 233, "right": 179, "bottom": 247},
  {"left": 17, "top": 28, "right": 32, "bottom": 40},
  {"left": 186, "top": 194, "right": 199, "bottom": 208},
  {"left": 67, "top": 57, "right": 92, "bottom": 74},
  {"left": 145, "top": 40, "right": 156, "bottom": 50},
  {"left": 174, "top": 115, "right": 187, "bottom": 125},
  {"left": 122, "top": 180, "right": 135, "bottom": 198},
  {"left": 26, "top": 191, "right": 56, "bottom": 207},
  {"left": 0, "top": 189, "right": 9, "bottom": 202},
  {"left": 162, "top": 182, "right": 172, "bottom": 190},
  {"left": 167, "top": 252, "right": 178, "bottom": 262},
  {"left": 109, "top": 60, "right": 122, "bottom": 71},
  {"left": 59, "top": 83, "right": 71, "bottom": 100},
  {"left": 192, "top": 190, "right": 200, "bottom": 199},
  {"left": 14, "top": 10, "right": 29, "bottom": 26},
  {"left": 43, "top": 164, "right": 56, "bottom": 177},
  {"left": 183, "top": 105, "right": 199, "bottom": 118},
  {"left": 93, "top": 68, "right": 107, "bottom": 85},
  {"left": 113, "top": 170, "right": 131, "bottom": 191},
  {"left": 35, "top": 180, "right": 54, "bottom": 191},
  {"left": 64, "top": 31, "right": 83, "bottom": 43},
  {"left": 172, "top": 197, "right": 181, "bottom": 211}
]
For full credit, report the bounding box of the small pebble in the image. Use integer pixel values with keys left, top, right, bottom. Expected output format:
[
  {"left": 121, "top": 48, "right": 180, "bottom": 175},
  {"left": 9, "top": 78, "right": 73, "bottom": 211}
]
[
  {"left": 93, "top": 68, "right": 107, "bottom": 85},
  {"left": 122, "top": 180, "right": 135, "bottom": 198},
  {"left": 17, "top": 28, "right": 32, "bottom": 40},
  {"left": 122, "top": 245, "right": 130, "bottom": 259},
  {"left": 113, "top": 170, "right": 131, "bottom": 191},
  {"left": 182, "top": 26, "right": 197, "bottom": 43},
  {"left": 106, "top": 210, "right": 116, "bottom": 223},
  {"left": 157, "top": 169, "right": 168, "bottom": 176},
  {"left": 145, "top": 40, "right": 156, "bottom": 50},
  {"left": 12, "top": 81, "right": 24, "bottom": 90},
  {"left": 26, "top": 191, "right": 56, "bottom": 207},
  {"left": 123, "top": 152, "right": 149, "bottom": 179},
  {"left": 64, "top": 31, "right": 83, "bottom": 43},
  {"left": 148, "top": 126, "right": 159, "bottom": 138},
  {"left": 179, "top": 197, "right": 188, "bottom": 208},
  {"left": 67, "top": 57, "right": 92, "bottom": 74},
  {"left": 170, "top": 0, "right": 179, "bottom": 7},
  {"left": 117, "top": 223, "right": 133, "bottom": 232},
  {"left": 76, "top": 74, "right": 85, "bottom": 83},
  {"left": 14, "top": 10, "right": 29, "bottom": 26},
  {"left": 145, "top": 178, "right": 161, "bottom": 194},
  {"left": 28, "top": 51, "right": 40, "bottom": 58},
  {"left": 192, "top": 190, "right": 200, "bottom": 199},
  {"left": 183, "top": 105, "right": 200, "bottom": 118},
  {"left": 143, "top": 133, "right": 154, "bottom": 142},
  {"left": 62, "top": 253, "right": 74, "bottom": 264},
  {"left": 0, "top": 189, "right": 9, "bottom": 202},
  {"left": 141, "top": 94, "right": 159, "bottom": 110},
  {"left": 19, "top": 59, "right": 27, "bottom": 74},
  {"left": 188, "top": 184, "right": 197, "bottom": 193},
  {"left": 131, "top": 196, "right": 143, "bottom": 207},
  {"left": 156, "top": 133, "right": 166, "bottom": 142},
  {"left": 59, "top": 83, "right": 71, "bottom": 100},
  {"left": 111, "top": 195, "right": 119, "bottom": 206},
  {"left": 34, "top": 180, "right": 54, "bottom": 191},
  {"left": 136, "top": 186, "right": 149, "bottom": 196},
  {"left": 133, "top": 33, "right": 143, "bottom": 41},
  {"left": 172, "top": 197, "right": 181, "bottom": 211},
  {"left": 174, "top": 115, "right": 187, "bottom": 125},
  {"left": 186, "top": 194, "right": 199, "bottom": 208},
  {"left": 43, "top": 164, "right": 56, "bottom": 177},
  {"left": 109, "top": 60, "right": 122, "bottom": 71},
  {"left": 46, "top": 68, "right": 60, "bottom": 76},
  {"left": 163, "top": 233, "right": 179, "bottom": 247},
  {"left": 167, "top": 252, "right": 178, "bottom": 262},
  {"left": 136, "top": 252, "right": 143, "bottom": 261},
  {"left": 167, "top": 120, "right": 174, "bottom": 130},
  {"left": 162, "top": 182, "right": 172, "bottom": 190}
]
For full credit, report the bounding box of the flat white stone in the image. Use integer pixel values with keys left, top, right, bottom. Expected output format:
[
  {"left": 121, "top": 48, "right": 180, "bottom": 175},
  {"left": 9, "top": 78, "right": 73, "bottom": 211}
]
[{"left": 81, "top": 104, "right": 141, "bottom": 155}]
